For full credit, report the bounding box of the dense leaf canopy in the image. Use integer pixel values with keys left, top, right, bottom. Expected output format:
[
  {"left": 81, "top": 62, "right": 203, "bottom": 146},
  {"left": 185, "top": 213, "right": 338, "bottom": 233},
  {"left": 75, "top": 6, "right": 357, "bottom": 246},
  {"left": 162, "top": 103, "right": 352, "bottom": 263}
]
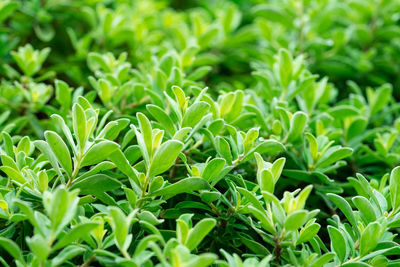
[{"left": 0, "top": 0, "right": 400, "bottom": 266}]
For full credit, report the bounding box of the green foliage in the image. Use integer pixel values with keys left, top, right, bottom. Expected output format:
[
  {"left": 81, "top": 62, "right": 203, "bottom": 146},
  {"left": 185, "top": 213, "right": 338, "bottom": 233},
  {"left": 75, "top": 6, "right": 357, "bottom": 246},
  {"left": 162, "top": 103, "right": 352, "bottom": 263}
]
[{"left": 0, "top": 0, "right": 400, "bottom": 266}]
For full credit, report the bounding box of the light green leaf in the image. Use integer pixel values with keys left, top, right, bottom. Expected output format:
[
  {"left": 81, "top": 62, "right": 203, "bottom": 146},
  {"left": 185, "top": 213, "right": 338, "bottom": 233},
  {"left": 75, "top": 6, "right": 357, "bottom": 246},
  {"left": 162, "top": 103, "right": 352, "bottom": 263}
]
[
  {"left": 286, "top": 111, "right": 307, "bottom": 143},
  {"left": 201, "top": 158, "right": 226, "bottom": 182},
  {"left": 0, "top": 237, "right": 25, "bottom": 264},
  {"left": 360, "top": 222, "right": 382, "bottom": 256},
  {"left": 284, "top": 210, "right": 307, "bottom": 231},
  {"left": 327, "top": 226, "right": 347, "bottom": 263},
  {"left": 185, "top": 218, "right": 216, "bottom": 251},
  {"left": 80, "top": 140, "right": 119, "bottom": 167},
  {"left": 45, "top": 131, "right": 72, "bottom": 177},
  {"left": 182, "top": 101, "right": 210, "bottom": 128},
  {"left": 53, "top": 222, "right": 100, "bottom": 250},
  {"left": 390, "top": 166, "right": 400, "bottom": 210},
  {"left": 296, "top": 223, "right": 321, "bottom": 245},
  {"left": 327, "top": 193, "right": 357, "bottom": 227},
  {"left": 151, "top": 177, "right": 210, "bottom": 197},
  {"left": 70, "top": 174, "right": 121, "bottom": 195},
  {"left": 149, "top": 140, "right": 183, "bottom": 177},
  {"left": 72, "top": 103, "right": 87, "bottom": 151}
]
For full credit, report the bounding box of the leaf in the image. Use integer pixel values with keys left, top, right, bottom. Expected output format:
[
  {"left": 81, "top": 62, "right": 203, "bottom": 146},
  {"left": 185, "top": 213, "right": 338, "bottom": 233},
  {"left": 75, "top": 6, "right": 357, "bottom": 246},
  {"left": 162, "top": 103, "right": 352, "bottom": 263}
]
[
  {"left": 284, "top": 210, "right": 307, "bottom": 231},
  {"left": 80, "top": 140, "right": 119, "bottom": 167},
  {"left": 201, "top": 158, "right": 226, "bottom": 182},
  {"left": 390, "top": 166, "right": 400, "bottom": 210},
  {"left": 327, "top": 193, "right": 357, "bottom": 227},
  {"left": 185, "top": 218, "right": 216, "bottom": 251},
  {"left": 237, "top": 187, "right": 264, "bottom": 211},
  {"left": 182, "top": 101, "right": 210, "bottom": 128},
  {"left": 248, "top": 206, "right": 275, "bottom": 234},
  {"left": 72, "top": 103, "right": 87, "bottom": 151},
  {"left": 297, "top": 223, "right": 321, "bottom": 245},
  {"left": 55, "top": 80, "right": 71, "bottom": 111},
  {"left": 0, "top": 1, "right": 19, "bottom": 23},
  {"left": 352, "top": 196, "right": 377, "bottom": 223},
  {"left": 109, "top": 149, "right": 140, "bottom": 193},
  {"left": 0, "top": 166, "right": 25, "bottom": 184},
  {"left": 328, "top": 105, "right": 360, "bottom": 119},
  {"left": 216, "top": 137, "right": 232, "bottom": 164},
  {"left": 286, "top": 111, "right": 307, "bottom": 143},
  {"left": 279, "top": 48, "right": 293, "bottom": 88},
  {"left": 137, "top": 112, "right": 153, "bottom": 159},
  {"left": 360, "top": 222, "right": 382, "bottom": 256},
  {"left": 0, "top": 237, "right": 25, "bottom": 264},
  {"left": 151, "top": 177, "right": 210, "bottom": 197},
  {"left": 51, "top": 246, "right": 85, "bottom": 267},
  {"left": 316, "top": 147, "right": 353, "bottom": 169},
  {"left": 259, "top": 169, "right": 274, "bottom": 193},
  {"left": 149, "top": 140, "right": 183, "bottom": 177},
  {"left": 146, "top": 104, "right": 176, "bottom": 135},
  {"left": 53, "top": 222, "right": 100, "bottom": 250},
  {"left": 108, "top": 207, "right": 129, "bottom": 251},
  {"left": 45, "top": 131, "right": 73, "bottom": 177},
  {"left": 369, "top": 84, "right": 392, "bottom": 115},
  {"left": 309, "top": 253, "right": 335, "bottom": 267},
  {"left": 70, "top": 174, "right": 122, "bottom": 194},
  {"left": 327, "top": 226, "right": 347, "bottom": 263}
]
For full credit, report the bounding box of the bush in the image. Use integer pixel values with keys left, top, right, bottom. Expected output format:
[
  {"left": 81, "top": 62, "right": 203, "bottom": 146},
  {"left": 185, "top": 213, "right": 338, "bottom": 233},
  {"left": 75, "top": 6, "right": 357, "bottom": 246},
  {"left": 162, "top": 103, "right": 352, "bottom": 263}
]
[{"left": 0, "top": 0, "right": 400, "bottom": 266}]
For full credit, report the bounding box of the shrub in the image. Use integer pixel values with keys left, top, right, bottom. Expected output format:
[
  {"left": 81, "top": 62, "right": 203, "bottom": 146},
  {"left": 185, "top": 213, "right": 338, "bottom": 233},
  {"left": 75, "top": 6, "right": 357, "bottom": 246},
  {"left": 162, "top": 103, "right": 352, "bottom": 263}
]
[{"left": 0, "top": 0, "right": 400, "bottom": 266}]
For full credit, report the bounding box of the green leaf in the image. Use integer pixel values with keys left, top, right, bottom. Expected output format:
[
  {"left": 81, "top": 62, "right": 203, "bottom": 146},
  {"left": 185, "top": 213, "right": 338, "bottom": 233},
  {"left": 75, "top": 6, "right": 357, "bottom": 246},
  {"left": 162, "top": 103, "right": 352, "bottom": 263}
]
[
  {"left": 72, "top": 103, "right": 87, "bottom": 151},
  {"left": 216, "top": 137, "right": 232, "bottom": 164},
  {"left": 26, "top": 235, "right": 50, "bottom": 261},
  {"left": 137, "top": 112, "right": 153, "bottom": 159},
  {"left": 0, "top": 237, "right": 25, "bottom": 264},
  {"left": 149, "top": 140, "right": 183, "bottom": 177},
  {"left": 182, "top": 101, "right": 210, "bottom": 128},
  {"left": 286, "top": 111, "right": 307, "bottom": 143},
  {"left": 55, "top": 80, "right": 71, "bottom": 111},
  {"left": 71, "top": 174, "right": 121, "bottom": 195},
  {"left": 248, "top": 206, "right": 275, "bottom": 234},
  {"left": 53, "top": 222, "right": 100, "bottom": 250},
  {"left": 352, "top": 196, "right": 377, "bottom": 223},
  {"left": 185, "top": 218, "right": 216, "bottom": 251},
  {"left": 284, "top": 210, "right": 307, "bottom": 231},
  {"left": 51, "top": 246, "right": 85, "bottom": 267},
  {"left": 80, "top": 140, "right": 119, "bottom": 167},
  {"left": 109, "top": 149, "right": 140, "bottom": 192},
  {"left": 296, "top": 223, "right": 321, "bottom": 245},
  {"left": 147, "top": 104, "right": 176, "bottom": 135},
  {"left": 0, "top": 2, "right": 19, "bottom": 23},
  {"left": 0, "top": 166, "right": 25, "bottom": 184},
  {"left": 327, "top": 193, "right": 357, "bottom": 227},
  {"left": 316, "top": 147, "right": 353, "bottom": 169},
  {"left": 201, "top": 158, "right": 226, "bottom": 182},
  {"left": 45, "top": 131, "right": 73, "bottom": 177},
  {"left": 309, "top": 253, "right": 335, "bottom": 267},
  {"left": 259, "top": 169, "right": 274, "bottom": 193},
  {"left": 360, "top": 222, "right": 382, "bottom": 256},
  {"left": 108, "top": 207, "right": 129, "bottom": 251},
  {"left": 327, "top": 226, "right": 347, "bottom": 263},
  {"left": 390, "top": 166, "right": 400, "bottom": 210},
  {"left": 151, "top": 177, "right": 210, "bottom": 197},
  {"left": 279, "top": 48, "right": 293, "bottom": 88},
  {"left": 328, "top": 105, "right": 360, "bottom": 119}
]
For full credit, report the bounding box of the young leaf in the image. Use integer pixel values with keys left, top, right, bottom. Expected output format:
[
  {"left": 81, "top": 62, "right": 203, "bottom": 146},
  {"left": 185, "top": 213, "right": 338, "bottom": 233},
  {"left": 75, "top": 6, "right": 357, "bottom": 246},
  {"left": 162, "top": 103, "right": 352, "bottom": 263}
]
[
  {"left": 327, "top": 226, "right": 347, "bottom": 263},
  {"left": 151, "top": 177, "right": 210, "bottom": 197},
  {"left": 148, "top": 140, "right": 183, "bottom": 177},
  {"left": 45, "top": 131, "right": 72, "bottom": 177},
  {"left": 185, "top": 218, "right": 216, "bottom": 251}
]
